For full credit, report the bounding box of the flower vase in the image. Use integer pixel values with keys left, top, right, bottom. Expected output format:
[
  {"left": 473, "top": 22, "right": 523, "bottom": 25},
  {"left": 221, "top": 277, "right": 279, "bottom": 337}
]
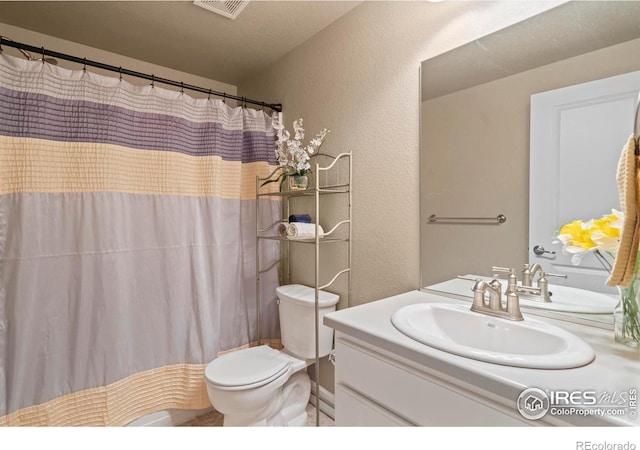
[
  {"left": 288, "top": 174, "right": 309, "bottom": 191},
  {"left": 615, "top": 276, "right": 640, "bottom": 348}
]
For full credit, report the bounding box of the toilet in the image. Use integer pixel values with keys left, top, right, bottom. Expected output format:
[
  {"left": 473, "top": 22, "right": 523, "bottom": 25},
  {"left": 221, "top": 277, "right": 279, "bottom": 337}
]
[{"left": 204, "top": 284, "right": 340, "bottom": 426}]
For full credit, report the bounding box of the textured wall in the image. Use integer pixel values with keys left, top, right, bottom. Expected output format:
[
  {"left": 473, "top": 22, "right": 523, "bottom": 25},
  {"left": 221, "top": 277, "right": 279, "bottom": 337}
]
[
  {"left": 239, "top": 1, "right": 561, "bottom": 308},
  {"left": 238, "top": 0, "right": 561, "bottom": 391}
]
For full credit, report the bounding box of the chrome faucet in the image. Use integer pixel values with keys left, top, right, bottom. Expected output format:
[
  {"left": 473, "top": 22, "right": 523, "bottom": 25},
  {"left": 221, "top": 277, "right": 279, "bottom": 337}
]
[{"left": 457, "top": 274, "right": 524, "bottom": 321}]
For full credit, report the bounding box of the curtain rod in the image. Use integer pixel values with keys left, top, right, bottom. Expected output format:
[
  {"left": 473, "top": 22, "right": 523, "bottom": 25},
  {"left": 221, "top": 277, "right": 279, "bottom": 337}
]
[{"left": 0, "top": 37, "right": 283, "bottom": 113}]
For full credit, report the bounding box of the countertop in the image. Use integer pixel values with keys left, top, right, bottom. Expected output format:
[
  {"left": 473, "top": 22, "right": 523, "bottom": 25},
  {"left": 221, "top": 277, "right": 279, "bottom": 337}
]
[{"left": 323, "top": 290, "right": 640, "bottom": 426}]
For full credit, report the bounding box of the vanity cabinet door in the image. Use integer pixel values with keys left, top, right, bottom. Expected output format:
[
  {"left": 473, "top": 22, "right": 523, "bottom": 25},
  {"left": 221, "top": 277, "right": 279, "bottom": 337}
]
[
  {"left": 335, "top": 384, "right": 412, "bottom": 426},
  {"left": 334, "top": 336, "right": 531, "bottom": 426}
]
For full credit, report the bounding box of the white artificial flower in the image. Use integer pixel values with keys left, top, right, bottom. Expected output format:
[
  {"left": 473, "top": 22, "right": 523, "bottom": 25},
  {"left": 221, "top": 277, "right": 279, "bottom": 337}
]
[
  {"left": 271, "top": 118, "right": 329, "bottom": 175},
  {"left": 293, "top": 119, "right": 305, "bottom": 140}
]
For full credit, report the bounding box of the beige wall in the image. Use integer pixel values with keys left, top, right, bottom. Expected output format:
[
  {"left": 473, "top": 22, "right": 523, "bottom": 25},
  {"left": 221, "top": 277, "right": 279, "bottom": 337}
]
[
  {"left": 239, "top": 1, "right": 559, "bottom": 307},
  {"left": 0, "top": 23, "right": 236, "bottom": 97},
  {"left": 238, "top": 1, "right": 561, "bottom": 390},
  {"left": 421, "top": 37, "right": 640, "bottom": 287}
]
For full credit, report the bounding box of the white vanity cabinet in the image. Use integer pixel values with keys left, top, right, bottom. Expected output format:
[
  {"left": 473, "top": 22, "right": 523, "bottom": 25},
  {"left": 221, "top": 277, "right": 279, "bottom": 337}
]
[
  {"left": 326, "top": 291, "right": 638, "bottom": 427},
  {"left": 334, "top": 333, "right": 531, "bottom": 426}
]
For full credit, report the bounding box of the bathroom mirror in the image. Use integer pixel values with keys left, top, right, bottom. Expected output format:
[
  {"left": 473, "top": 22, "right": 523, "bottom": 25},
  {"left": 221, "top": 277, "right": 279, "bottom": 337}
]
[{"left": 420, "top": 1, "right": 640, "bottom": 328}]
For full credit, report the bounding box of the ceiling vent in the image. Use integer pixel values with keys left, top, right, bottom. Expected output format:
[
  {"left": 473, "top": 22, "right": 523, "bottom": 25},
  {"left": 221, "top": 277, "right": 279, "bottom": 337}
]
[{"left": 193, "top": 0, "right": 250, "bottom": 19}]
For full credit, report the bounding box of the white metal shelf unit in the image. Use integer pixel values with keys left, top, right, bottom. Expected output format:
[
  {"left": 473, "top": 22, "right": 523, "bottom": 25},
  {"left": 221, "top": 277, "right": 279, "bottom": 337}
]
[{"left": 255, "top": 151, "right": 352, "bottom": 427}]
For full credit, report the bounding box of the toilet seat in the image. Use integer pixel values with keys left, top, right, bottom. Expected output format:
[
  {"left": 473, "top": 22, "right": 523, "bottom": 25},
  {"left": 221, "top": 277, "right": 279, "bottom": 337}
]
[{"left": 205, "top": 345, "right": 291, "bottom": 391}]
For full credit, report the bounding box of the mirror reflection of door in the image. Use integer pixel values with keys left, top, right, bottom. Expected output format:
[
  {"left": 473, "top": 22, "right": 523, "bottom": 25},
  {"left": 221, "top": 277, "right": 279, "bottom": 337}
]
[{"left": 530, "top": 71, "right": 640, "bottom": 293}]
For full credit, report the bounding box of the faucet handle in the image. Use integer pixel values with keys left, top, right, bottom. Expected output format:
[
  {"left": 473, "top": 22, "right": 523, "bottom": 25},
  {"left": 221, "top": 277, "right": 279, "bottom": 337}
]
[
  {"left": 492, "top": 266, "right": 514, "bottom": 274},
  {"left": 457, "top": 276, "right": 491, "bottom": 310},
  {"left": 456, "top": 275, "right": 483, "bottom": 293},
  {"left": 545, "top": 272, "right": 567, "bottom": 280},
  {"left": 516, "top": 285, "right": 541, "bottom": 295},
  {"left": 492, "top": 266, "right": 517, "bottom": 283},
  {"left": 456, "top": 275, "right": 481, "bottom": 282},
  {"left": 492, "top": 266, "right": 519, "bottom": 295},
  {"left": 505, "top": 289, "right": 524, "bottom": 321}
]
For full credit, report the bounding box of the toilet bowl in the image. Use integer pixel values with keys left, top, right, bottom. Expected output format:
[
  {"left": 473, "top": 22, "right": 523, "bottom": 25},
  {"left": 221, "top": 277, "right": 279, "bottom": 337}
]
[
  {"left": 205, "top": 345, "right": 311, "bottom": 426},
  {"left": 204, "top": 284, "right": 339, "bottom": 426}
]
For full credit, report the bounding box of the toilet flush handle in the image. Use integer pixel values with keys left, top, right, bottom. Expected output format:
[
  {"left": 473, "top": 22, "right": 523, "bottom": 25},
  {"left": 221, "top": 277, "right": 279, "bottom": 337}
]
[{"left": 328, "top": 350, "right": 336, "bottom": 366}]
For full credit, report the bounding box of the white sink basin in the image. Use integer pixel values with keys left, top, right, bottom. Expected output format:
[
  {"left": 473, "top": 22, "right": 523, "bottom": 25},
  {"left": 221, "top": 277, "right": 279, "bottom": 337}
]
[{"left": 391, "top": 303, "right": 595, "bottom": 369}]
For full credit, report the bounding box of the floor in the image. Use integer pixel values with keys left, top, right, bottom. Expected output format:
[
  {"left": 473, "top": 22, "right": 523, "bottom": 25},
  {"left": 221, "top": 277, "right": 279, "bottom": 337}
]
[{"left": 179, "top": 403, "right": 334, "bottom": 427}]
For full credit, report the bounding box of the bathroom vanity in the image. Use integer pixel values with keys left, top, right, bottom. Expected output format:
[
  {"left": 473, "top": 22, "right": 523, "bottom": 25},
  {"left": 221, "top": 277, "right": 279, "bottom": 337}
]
[{"left": 324, "top": 291, "right": 640, "bottom": 426}]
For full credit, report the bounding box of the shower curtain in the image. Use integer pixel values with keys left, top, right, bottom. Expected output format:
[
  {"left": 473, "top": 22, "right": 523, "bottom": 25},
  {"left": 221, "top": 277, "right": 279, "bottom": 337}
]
[{"left": 0, "top": 53, "right": 281, "bottom": 426}]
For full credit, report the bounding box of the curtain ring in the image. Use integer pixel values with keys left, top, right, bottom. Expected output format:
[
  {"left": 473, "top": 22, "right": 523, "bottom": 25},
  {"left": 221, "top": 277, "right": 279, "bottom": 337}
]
[
  {"left": 151, "top": 74, "right": 155, "bottom": 88},
  {"left": 180, "top": 82, "right": 184, "bottom": 94},
  {"left": 222, "top": 93, "right": 226, "bottom": 104},
  {"left": 41, "top": 47, "right": 45, "bottom": 64},
  {"left": 118, "top": 66, "right": 122, "bottom": 81},
  {"left": 82, "top": 57, "right": 86, "bottom": 72},
  {"left": 207, "top": 89, "right": 212, "bottom": 101}
]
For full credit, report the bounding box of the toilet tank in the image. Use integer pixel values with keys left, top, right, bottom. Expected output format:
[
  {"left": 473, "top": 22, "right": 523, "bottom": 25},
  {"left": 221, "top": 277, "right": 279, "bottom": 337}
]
[{"left": 276, "top": 284, "right": 340, "bottom": 359}]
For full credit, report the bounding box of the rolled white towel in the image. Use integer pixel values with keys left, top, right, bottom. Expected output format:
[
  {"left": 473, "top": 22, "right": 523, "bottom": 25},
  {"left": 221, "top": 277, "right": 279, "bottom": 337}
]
[
  {"left": 277, "top": 223, "right": 288, "bottom": 238},
  {"left": 287, "top": 223, "right": 324, "bottom": 240}
]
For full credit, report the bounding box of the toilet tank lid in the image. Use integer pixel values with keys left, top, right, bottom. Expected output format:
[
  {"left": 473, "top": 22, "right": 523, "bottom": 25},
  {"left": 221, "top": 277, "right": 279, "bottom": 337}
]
[{"left": 276, "top": 284, "right": 340, "bottom": 307}]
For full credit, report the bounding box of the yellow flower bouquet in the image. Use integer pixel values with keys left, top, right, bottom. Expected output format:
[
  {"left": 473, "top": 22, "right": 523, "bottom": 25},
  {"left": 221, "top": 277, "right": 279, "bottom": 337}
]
[
  {"left": 555, "top": 209, "right": 622, "bottom": 269},
  {"left": 556, "top": 209, "right": 640, "bottom": 347}
]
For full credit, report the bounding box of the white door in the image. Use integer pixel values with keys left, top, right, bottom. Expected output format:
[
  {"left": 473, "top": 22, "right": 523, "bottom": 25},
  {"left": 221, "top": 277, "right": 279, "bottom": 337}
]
[{"left": 530, "top": 71, "right": 640, "bottom": 293}]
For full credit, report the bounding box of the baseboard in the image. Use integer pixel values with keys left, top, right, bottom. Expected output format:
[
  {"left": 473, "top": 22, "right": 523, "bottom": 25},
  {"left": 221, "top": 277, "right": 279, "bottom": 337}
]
[
  {"left": 309, "top": 384, "right": 335, "bottom": 420},
  {"left": 127, "top": 407, "right": 213, "bottom": 427}
]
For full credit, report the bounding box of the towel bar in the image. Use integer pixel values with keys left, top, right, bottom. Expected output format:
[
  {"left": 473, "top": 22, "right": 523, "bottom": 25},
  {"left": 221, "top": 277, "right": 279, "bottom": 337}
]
[{"left": 428, "top": 214, "right": 506, "bottom": 224}]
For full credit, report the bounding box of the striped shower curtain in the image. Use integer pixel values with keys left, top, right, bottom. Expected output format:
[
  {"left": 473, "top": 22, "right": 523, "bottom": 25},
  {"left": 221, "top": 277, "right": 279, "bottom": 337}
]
[{"left": 0, "top": 53, "right": 281, "bottom": 426}]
